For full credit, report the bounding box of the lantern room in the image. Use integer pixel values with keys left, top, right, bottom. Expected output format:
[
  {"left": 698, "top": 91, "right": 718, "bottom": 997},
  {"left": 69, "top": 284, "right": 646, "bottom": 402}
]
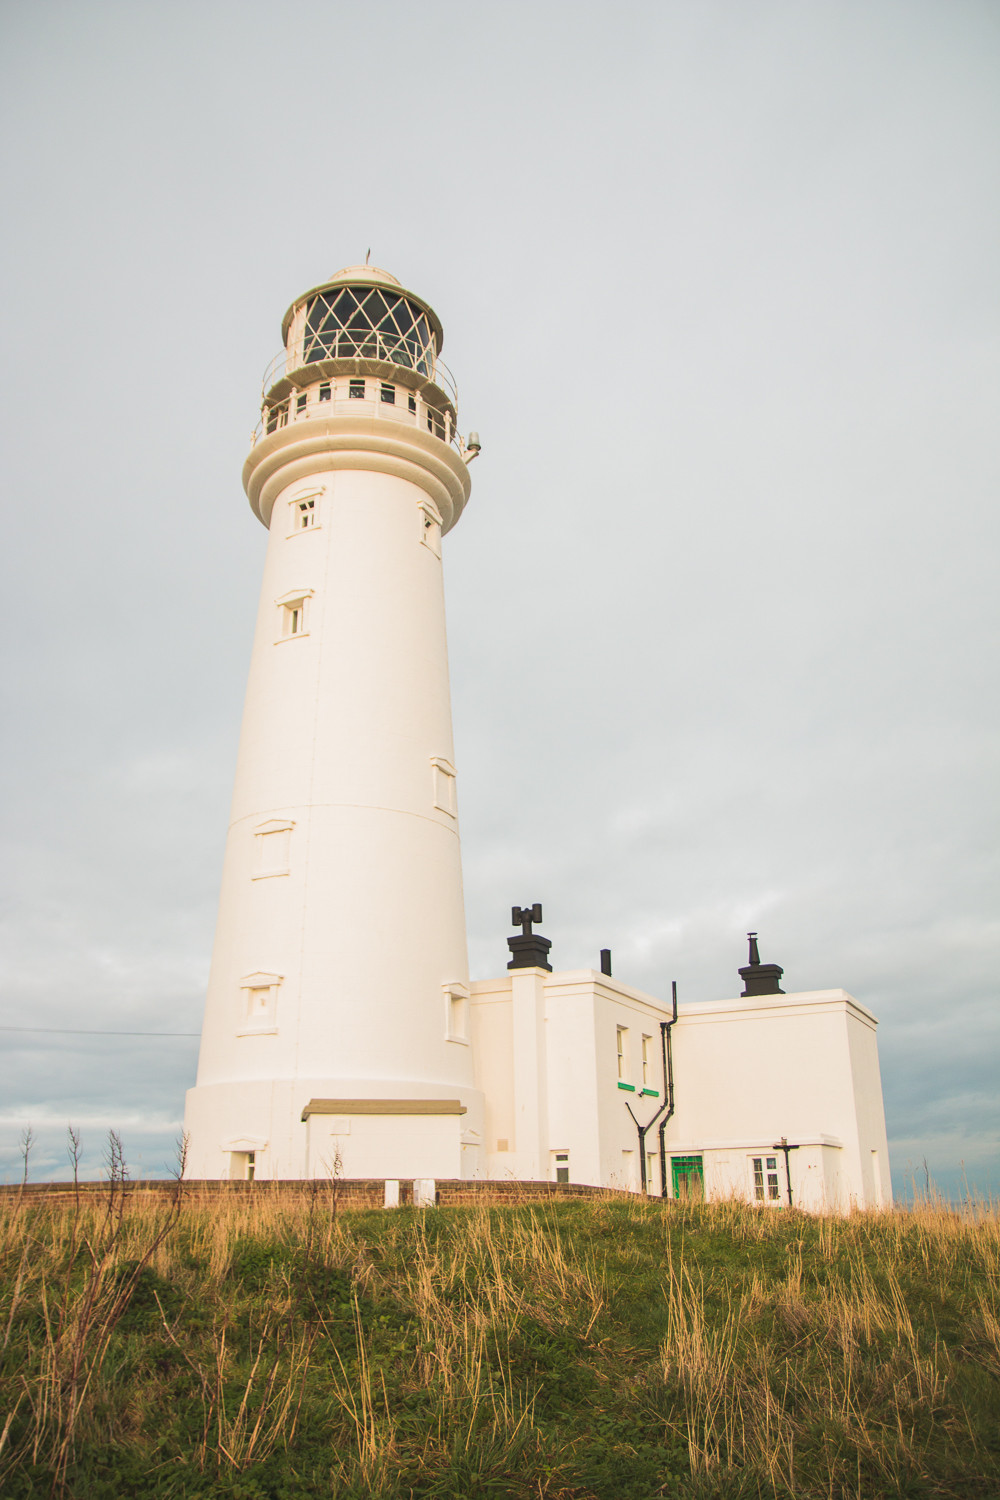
[{"left": 253, "top": 265, "right": 462, "bottom": 450}]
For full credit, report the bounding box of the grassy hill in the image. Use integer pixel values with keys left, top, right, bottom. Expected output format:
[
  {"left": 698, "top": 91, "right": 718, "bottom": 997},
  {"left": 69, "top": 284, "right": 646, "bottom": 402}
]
[{"left": 0, "top": 1183, "right": 997, "bottom": 1498}]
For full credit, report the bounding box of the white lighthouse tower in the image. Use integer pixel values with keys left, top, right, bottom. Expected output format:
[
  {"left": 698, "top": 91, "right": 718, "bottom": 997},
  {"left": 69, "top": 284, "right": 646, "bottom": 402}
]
[{"left": 184, "top": 264, "right": 483, "bottom": 1182}]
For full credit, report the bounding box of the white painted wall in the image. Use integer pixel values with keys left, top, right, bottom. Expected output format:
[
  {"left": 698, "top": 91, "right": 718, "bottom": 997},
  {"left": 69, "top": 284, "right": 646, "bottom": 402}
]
[
  {"left": 470, "top": 972, "right": 890, "bottom": 1211},
  {"left": 184, "top": 281, "right": 482, "bottom": 1178}
]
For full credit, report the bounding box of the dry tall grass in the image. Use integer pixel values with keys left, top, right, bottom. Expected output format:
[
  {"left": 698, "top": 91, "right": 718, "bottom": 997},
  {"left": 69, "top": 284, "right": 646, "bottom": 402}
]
[{"left": 0, "top": 1180, "right": 997, "bottom": 1497}]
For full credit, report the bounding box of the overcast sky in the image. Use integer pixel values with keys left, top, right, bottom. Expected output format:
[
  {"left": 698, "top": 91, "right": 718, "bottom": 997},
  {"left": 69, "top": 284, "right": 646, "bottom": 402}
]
[{"left": 0, "top": 0, "right": 996, "bottom": 1197}]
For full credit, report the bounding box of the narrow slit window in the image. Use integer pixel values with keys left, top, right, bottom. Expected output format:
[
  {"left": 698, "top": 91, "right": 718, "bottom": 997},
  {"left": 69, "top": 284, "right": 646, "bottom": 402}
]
[
  {"left": 617, "top": 1026, "right": 627, "bottom": 1080},
  {"left": 380, "top": 382, "right": 396, "bottom": 404},
  {"left": 408, "top": 394, "right": 417, "bottom": 413},
  {"left": 766, "top": 1155, "right": 780, "bottom": 1200},
  {"left": 246, "top": 1151, "right": 256, "bottom": 1182},
  {"left": 419, "top": 499, "right": 443, "bottom": 558},
  {"left": 641, "top": 1034, "right": 650, "bottom": 1086},
  {"left": 349, "top": 378, "right": 365, "bottom": 399}
]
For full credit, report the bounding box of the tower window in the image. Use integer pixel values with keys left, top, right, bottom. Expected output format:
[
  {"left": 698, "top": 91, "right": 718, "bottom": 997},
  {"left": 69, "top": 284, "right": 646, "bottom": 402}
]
[
  {"left": 380, "top": 383, "right": 396, "bottom": 404},
  {"left": 237, "top": 970, "right": 283, "bottom": 1033},
  {"left": 318, "top": 382, "right": 331, "bottom": 402},
  {"left": 419, "top": 499, "right": 443, "bottom": 558},
  {"left": 252, "top": 821, "right": 294, "bottom": 878},
  {"left": 642, "top": 1034, "right": 651, "bottom": 1086},
  {"left": 349, "top": 378, "right": 365, "bottom": 399},
  {"left": 431, "top": 757, "right": 457, "bottom": 816},
  {"left": 555, "top": 1153, "right": 569, "bottom": 1184},
  {"left": 443, "top": 981, "right": 469, "bottom": 1042},
  {"left": 296, "top": 393, "right": 308, "bottom": 417},
  {"left": 617, "top": 1026, "right": 628, "bottom": 1080},
  {"left": 287, "top": 489, "right": 323, "bottom": 537},
  {"left": 408, "top": 394, "right": 417, "bottom": 413},
  {"left": 275, "top": 589, "right": 313, "bottom": 642}
]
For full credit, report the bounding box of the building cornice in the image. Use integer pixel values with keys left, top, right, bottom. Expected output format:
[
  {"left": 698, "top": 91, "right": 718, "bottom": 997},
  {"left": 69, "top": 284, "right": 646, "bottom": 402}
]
[{"left": 242, "top": 417, "right": 472, "bottom": 532}]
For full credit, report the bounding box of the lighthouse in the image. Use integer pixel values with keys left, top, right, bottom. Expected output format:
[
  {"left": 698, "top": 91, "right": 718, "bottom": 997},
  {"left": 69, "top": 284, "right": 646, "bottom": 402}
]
[{"left": 184, "top": 265, "right": 484, "bottom": 1182}]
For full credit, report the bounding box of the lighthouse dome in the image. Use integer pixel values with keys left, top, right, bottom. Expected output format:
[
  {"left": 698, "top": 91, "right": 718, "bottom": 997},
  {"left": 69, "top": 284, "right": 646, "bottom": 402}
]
[{"left": 324, "top": 264, "right": 402, "bottom": 288}]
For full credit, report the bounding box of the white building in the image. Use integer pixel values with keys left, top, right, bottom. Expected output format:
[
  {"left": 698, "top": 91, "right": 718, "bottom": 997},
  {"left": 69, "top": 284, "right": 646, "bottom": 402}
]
[{"left": 184, "top": 266, "right": 891, "bottom": 1211}]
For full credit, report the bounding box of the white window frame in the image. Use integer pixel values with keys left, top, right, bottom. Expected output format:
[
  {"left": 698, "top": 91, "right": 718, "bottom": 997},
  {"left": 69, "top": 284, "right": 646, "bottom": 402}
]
[
  {"left": 431, "top": 757, "right": 457, "bottom": 817},
  {"left": 287, "top": 486, "right": 324, "bottom": 537},
  {"left": 236, "top": 973, "right": 282, "bottom": 1036},
  {"left": 275, "top": 588, "right": 314, "bottom": 642},
  {"left": 749, "top": 1153, "right": 782, "bottom": 1205},
  {"left": 617, "top": 1025, "right": 629, "bottom": 1081},
  {"left": 223, "top": 1136, "right": 268, "bottom": 1180},
  {"left": 252, "top": 818, "right": 295, "bottom": 879},
  {"left": 443, "top": 981, "right": 470, "bottom": 1044}
]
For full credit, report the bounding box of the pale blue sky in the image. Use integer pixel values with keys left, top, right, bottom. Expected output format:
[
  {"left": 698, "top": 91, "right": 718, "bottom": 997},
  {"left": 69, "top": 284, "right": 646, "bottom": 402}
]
[{"left": 0, "top": 0, "right": 996, "bottom": 1196}]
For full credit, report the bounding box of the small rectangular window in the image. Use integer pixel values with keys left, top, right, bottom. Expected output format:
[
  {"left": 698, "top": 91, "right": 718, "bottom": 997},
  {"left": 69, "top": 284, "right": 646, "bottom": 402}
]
[
  {"left": 349, "top": 378, "right": 365, "bottom": 399},
  {"left": 617, "top": 1026, "right": 627, "bottom": 1079},
  {"left": 253, "top": 823, "right": 293, "bottom": 878},
  {"left": 297, "top": 499, "right": 315, "bottom": 529},
  {"left": 641, "top": 1034, "right": 650, "bottom": 1086},
  {"left": 766, "top": 1156, "right": 780, "bottom": 1200},
  {"left": 238, "top": 968, "right": 282, "bottom": 1029},
  {"left": 265, "top": 401, "right": 289, "bottom": 434},
  {"left": 408, "top": 394, "right": 417, "bottom": 413},
  {"left": 276, "top": 591, "right": 312, "bottom": 642},
  {"left": 318, "top": 382, "right": 331, "bottom": 402},
  {"left": 246, "top": 1151, "right": 255, "bottom": 1182},
  {"left": 380, "top": 383, "right": 396, "bottom": 404},
  {"left": 555, "top": 1152, "right": 569, "bottom": 1184},
  {"left": 431, "top": 758, "right": 457, "bottom": 816},
  {"left": 753, "top": 1157, "right": 765, "bottom": 1200},
  {"left": 296, "top": 393, "right": 308, "bottom": 416}
]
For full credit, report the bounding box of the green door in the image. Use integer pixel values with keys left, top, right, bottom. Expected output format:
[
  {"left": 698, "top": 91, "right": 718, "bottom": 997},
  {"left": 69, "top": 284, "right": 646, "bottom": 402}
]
[{"left": 671, "top": 1155, "right": 704, "bottom": 1201}]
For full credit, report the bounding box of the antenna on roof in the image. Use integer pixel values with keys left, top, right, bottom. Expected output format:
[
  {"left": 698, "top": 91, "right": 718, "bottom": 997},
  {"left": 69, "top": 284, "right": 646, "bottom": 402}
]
[{"left": 365, "top": 248, "right": 371, "bottom": 264}]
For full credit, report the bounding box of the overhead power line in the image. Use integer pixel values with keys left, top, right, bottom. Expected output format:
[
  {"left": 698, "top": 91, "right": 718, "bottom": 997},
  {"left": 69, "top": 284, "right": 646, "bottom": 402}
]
[{"left": 0, "top": 1027, "right": 200, "bottom": 1037}]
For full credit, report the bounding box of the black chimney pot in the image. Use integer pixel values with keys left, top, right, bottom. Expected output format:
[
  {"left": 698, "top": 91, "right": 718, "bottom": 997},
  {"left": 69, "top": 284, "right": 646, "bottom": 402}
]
[{"left": 738, "top": 931, "right": 784, "bottom": 996}]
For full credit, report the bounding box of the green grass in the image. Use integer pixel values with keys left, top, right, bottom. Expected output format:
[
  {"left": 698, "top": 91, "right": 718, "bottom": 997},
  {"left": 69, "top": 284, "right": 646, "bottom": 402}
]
[{"left": 1, "top": 1187, "right": 998, "bottom": 1497}]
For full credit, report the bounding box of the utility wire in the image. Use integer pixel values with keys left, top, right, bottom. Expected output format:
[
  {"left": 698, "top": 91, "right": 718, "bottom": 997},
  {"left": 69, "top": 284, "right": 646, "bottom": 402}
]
[{"left": 0, "top": 1027, "right": 200, "bottom": 1037}]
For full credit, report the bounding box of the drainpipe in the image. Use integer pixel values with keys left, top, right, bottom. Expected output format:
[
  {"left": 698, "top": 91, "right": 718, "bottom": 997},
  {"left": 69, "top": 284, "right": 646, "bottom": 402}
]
[
  {"left": 658, "top": 981, "right": 678, "bottom": 1199},
  {"left": 625, "top": 980, "right": 677, "bottom": 1196}
]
